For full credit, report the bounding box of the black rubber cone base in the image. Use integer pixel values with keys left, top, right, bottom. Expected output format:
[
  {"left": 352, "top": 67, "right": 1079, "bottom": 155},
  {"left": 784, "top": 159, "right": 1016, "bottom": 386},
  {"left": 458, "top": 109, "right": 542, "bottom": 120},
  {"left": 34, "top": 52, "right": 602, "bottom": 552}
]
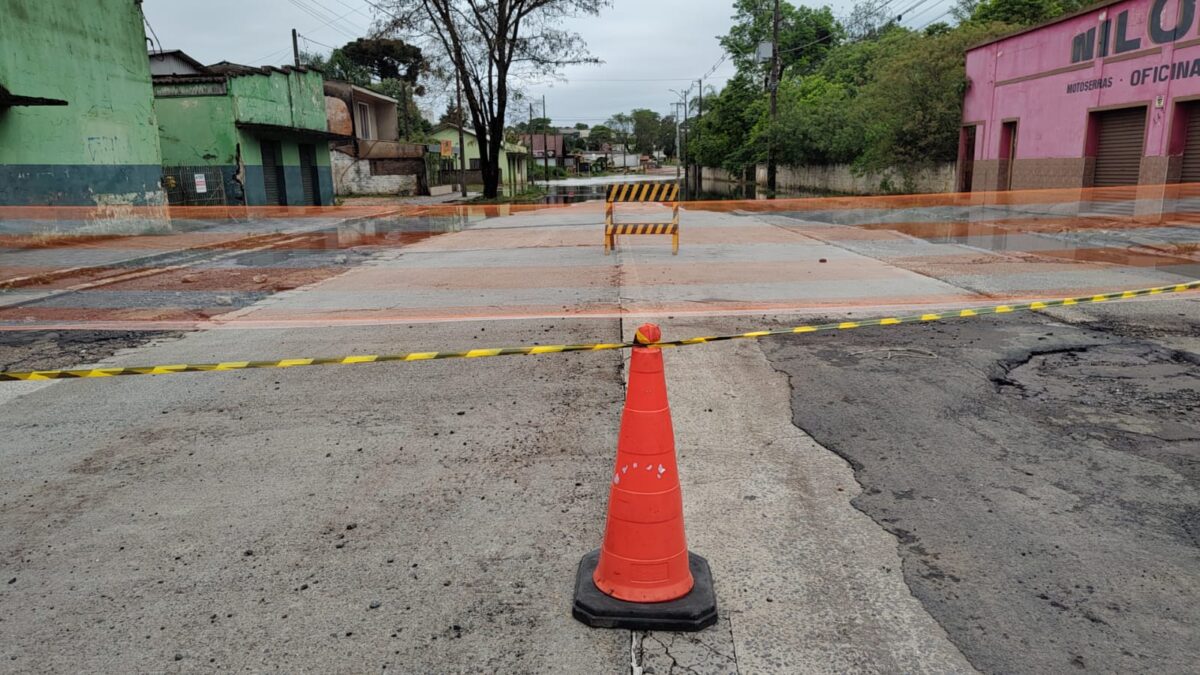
[{"left": 572, "top": 549, "right": 718, "bottom": 631}]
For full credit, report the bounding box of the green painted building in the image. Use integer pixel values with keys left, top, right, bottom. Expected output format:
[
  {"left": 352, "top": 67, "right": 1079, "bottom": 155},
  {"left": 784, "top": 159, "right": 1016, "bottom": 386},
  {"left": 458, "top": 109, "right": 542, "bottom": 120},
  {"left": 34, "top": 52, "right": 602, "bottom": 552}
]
[
  {"left": 0, "top": 0, "right": 165, "bottom": 206},
  {"left": 153, "top": 60, "right": 339, "bottom": 206},
  {"left": 431, "top": 125, "right": 528, "bottom": 192}
]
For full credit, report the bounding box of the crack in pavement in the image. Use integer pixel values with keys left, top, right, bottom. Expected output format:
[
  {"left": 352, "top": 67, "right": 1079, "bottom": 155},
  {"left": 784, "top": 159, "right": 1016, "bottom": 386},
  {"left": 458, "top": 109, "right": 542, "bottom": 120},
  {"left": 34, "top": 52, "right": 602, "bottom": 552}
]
[
  {"left": 760, "top": 309, "right": 1200, "bottom": 673},
  {"left": 987, "top": 343, "right": 1105, "bottom": 390}
]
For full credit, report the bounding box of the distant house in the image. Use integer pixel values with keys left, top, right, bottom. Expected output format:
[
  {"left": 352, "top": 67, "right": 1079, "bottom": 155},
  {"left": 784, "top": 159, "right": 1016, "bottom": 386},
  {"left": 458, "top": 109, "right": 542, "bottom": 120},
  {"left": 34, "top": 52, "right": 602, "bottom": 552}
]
[
  {"left": 581, "top": 150, "right": 642, "bottom": 170},
  {"left": 148, "top": 50, "right": 209, "bottom": 77},
  {"left": 323, "top": 80, "right": 430, "bottom": 197},
  {"left": 1, "top": 0, "right": 165, "bottom": 208},
  {"left": 432, "top": 124, "right": 528, "bottom": 191},
  {"left": 151, "top": 54, "right": 344, "bottom": 206},
  {"left": 557, "top": 126, "right": 590, "bottom": 141},
  {"left": 520, "top": 134, "right": 573, "bottom": 171}
]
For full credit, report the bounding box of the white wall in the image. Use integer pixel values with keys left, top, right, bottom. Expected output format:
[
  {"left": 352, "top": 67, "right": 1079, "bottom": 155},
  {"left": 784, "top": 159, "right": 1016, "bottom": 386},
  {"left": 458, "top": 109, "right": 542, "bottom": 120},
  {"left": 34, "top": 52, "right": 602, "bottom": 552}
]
[
  {"left": 331, "top": 151, "right": 418, "bottom": 197},
  {"left": 701, "top": 167, "right": 741, "bottom": 183},
  {"left": 752, "top": 163, "right": 957, "bottom": 195}
]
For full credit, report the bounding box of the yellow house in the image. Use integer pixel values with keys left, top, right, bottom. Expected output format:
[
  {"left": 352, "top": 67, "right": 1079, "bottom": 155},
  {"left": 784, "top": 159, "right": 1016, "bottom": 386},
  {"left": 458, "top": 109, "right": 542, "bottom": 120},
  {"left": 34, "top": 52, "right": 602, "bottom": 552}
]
[{"left": 431, "top": 124, "right": 528, "bottom": 192}]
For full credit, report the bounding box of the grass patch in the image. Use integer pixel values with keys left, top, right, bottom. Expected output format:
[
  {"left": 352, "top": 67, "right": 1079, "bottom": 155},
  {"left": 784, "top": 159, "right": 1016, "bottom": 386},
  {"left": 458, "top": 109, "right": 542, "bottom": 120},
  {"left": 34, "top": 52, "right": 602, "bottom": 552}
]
[{"left": 465, "top": 186, "right": 548, "bottom": 205}]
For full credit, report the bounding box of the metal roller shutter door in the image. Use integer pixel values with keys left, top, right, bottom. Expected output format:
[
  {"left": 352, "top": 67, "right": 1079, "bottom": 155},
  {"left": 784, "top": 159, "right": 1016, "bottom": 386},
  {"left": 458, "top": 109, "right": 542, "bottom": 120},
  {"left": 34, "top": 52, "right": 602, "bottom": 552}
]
[
  {"left": 1180, "top": 104, "right": 1200, "bottom": 183},
  {"left": 299, "top": 144, "right": 318, "bottom": 206},
  {"left": 1093, "top": 107, "right": 1146, "bottom": 187},
  {"left": 261, "top": 140, "right": 286, "bottom": 206}
]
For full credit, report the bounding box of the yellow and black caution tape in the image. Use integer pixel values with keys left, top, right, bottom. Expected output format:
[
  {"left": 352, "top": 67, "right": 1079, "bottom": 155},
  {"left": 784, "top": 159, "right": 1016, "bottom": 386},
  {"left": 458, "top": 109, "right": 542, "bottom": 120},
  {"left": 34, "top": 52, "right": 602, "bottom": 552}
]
[{"left": 1, "top": 281, "right": 1196, "bottom": 382}]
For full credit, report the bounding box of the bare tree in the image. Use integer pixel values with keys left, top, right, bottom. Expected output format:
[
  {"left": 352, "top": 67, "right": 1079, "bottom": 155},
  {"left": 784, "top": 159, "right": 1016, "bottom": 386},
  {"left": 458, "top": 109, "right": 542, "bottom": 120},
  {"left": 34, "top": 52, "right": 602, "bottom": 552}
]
[{"left": 380, "top": 0, "right": 608, "bottom": 198}]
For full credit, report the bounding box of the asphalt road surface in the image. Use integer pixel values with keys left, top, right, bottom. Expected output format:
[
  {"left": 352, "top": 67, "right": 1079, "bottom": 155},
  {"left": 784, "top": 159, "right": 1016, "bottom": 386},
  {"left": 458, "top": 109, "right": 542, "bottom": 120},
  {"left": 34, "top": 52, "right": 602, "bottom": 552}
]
[
  {"left": 762, "top": 300, "right": 1199, "bottom": 673},
  {"left": 1, "top": 200, "right": 1197, "bottom": 673}
]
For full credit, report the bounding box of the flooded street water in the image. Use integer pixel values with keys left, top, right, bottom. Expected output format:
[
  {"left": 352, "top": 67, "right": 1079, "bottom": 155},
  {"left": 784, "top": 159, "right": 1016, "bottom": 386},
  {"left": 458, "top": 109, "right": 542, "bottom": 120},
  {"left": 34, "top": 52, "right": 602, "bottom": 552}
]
[
  {"left": 537, "top": 173, "right": 677, "bottom": 204},
  {"left": 686, "top": 177, "right": 1200, "bottom": 282}
]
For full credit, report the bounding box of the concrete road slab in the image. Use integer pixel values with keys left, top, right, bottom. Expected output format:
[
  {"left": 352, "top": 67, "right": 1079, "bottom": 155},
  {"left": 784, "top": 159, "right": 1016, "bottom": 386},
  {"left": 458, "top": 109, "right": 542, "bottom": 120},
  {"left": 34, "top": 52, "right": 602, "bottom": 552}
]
[
  {"left": 633, "top": 318, "right": 976, "bottom": 673},
  {"left": 0, "top": 317, "right": 631, "bottom": 673},
  {"left": 3, "top": 198, "right": 1195, "bottom": 673}
]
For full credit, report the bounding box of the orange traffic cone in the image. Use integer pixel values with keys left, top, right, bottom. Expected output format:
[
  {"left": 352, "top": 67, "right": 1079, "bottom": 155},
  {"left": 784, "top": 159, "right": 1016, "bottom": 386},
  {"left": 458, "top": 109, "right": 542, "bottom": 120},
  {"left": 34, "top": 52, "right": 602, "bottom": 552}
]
[{"left": 573, "top": 324, "right": 718, "bottom": 631}]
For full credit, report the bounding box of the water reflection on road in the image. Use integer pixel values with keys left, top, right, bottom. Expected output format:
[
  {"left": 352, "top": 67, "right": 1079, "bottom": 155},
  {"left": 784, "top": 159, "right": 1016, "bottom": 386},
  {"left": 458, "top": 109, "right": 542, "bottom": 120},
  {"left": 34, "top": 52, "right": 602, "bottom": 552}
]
[{"left": 539, "top": 173, "right": 677, "bottom": 204}]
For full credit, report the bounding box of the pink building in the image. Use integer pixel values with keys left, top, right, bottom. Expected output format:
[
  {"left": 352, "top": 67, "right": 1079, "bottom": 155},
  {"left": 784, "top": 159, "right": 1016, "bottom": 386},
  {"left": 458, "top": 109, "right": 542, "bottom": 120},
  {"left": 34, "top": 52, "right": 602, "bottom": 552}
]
[{"left": 961, "top": 0, "right": 1200, "bottom": 192}]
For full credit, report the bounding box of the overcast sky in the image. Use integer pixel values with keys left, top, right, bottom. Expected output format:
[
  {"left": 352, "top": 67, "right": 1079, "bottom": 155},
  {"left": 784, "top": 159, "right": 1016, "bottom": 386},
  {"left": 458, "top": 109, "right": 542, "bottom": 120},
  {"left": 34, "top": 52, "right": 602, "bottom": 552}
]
[{"left": 142, "top": 0, "right": 913, "bottom": 125}]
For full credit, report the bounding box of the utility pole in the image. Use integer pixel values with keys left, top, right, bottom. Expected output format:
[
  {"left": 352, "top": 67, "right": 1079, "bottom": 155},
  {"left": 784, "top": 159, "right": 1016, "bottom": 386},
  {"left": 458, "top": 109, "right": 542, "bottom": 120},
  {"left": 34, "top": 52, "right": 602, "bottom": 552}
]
[
  {"left": 674, "top": 102, "right": 682, "bottom": 184},
  {"left": 767, "top": 0, "right": 781, "bottom": 198},
  {"left": 291, "top": 29, "right": 301, "bottom": 68},
  {"left": 400, "top": 83, "right": 411, "bottom": 140},
  {"left": 529, "top": 103, "right": 535, "bottom": 191},
  {"left": 696, "top": 78, "right": 704, "bottom": 196},
  {"left": 542, "top": 96, "right": 550, "bottom": 189},
  {"left": 681, "top": 94, "right": 690, "bottom": 200},
  {"left": 671, "top": 88, "right": 690, "bottom": 198},
  {"left": 456, "top": 72, "right": 467, "bottom": 198}
]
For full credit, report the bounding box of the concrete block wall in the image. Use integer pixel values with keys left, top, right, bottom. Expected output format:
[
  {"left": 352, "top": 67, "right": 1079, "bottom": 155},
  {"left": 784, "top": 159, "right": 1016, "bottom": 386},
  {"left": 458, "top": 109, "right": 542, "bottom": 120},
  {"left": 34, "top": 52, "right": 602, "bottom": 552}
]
[
  {"left": 332, "top": 151, "right": 418, "bottom": 196},
  {"left": 701, "top": 167, "right": 741, "bottom": 183},
  {"left": 752, "top": 163, "right": 958, "bottom": 195}
]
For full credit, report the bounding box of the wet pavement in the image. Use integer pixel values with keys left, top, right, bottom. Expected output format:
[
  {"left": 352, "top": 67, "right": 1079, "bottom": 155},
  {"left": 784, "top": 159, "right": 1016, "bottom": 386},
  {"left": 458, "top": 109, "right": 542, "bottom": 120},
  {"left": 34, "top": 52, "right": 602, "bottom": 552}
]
[
  {"left": 762, "top": 302, "right": 1200, "bottom": 673},
  {"left": 539, "top": 173, "right": 677, "bottom": 204},
  {"left": 0, "top": 192, "right": 1198, "bottom": 673}
]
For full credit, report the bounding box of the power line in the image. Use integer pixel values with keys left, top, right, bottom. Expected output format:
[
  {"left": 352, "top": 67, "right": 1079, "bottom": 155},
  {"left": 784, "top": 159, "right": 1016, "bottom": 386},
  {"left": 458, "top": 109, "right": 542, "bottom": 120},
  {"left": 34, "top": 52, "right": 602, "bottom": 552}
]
[
  {"left": 246, "top": 44, "right": 301, "bottom": 66},
  {"left": 917, "top": 9, "right": 955, "bottom": 30},
  {"left": 359, "top": 0, "right": 405, "bottom": 26},
  {"left": 331, "top": 0, "right": 377, "bottom": 23},
  {"left": 777, "top": 28, "right": 836, "bottom": 55},
  {"left": 777, "top": 0, "right": 939, "bottom": 57},
  {"left": 896, "top": 0, "right": 939, "bottom": 23},
  {"left": 906, "top": 0, "right": 952, "bottom": 27},
  {"left": 300, "top": 34, "right": 339, "bottom": 52},
  {"left": 245, "top": 0, "right": 366, "bottom": 64},
  {"left": 287, "top": 0, "right": 365, "bottom": 39},
  {"left": 702, "top": 53, "right": 729, "bottom": 80},
  {"left": 295, "top": 0, "right": 366, "bottom": 33}
]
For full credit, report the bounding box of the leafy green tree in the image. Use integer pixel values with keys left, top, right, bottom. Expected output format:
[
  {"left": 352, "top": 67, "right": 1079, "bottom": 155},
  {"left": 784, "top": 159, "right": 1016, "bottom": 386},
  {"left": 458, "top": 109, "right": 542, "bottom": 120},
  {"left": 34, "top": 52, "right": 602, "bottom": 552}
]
[
  {"left": 721, "top": 0, "right": 843, "bottom": 76},
  {"left": 970, "top": 0, "right": 1062, "bottom": 24},
  {"left": 574, "top": 122, "right": 590, "bottom": 130},
  {"left": 566, "top": 136, "right": 589, "bottom": 153},
  {"left": 521, "top": 117, "right": 555, "bottom": 133},
  {"left": 950, "top": 0, "right": 982, "bottom": 22},
  {"left": 923, "top": 22, "right": 955, "bottom": 37},
  {"left": 440, "top": 101, "right": 466, "bottom": 126},
  {"left": 380, "top": 0, "right": 609, "bottom": 198},
  {"left": 589, "top": 125, "right": 614, "bottom": 151},
  {"left": 689, "top": 72, "right": 767, "bottom": 174},
  {"left": 302, "top": 48, "right": 431, "bottom": 141},
  {"left": 606, "top": 113, "right": 633, "bottom": 149},
  {"left": 851, "top": 22, "right": 1012, "bottom": 172},
  {"left": 683, "top": 0, "right": 1032, "bottom": 184},
  {"left": 300, "top": 50, "right": 371, "bottom": 85},
  {"left": 630, "top": 109, "right": 662, "bottom": 154},
  {"left": 844, "top": 0, "right": 898, "bottom": 39},
  {"left": 341, "top": 38, "right": 425, "bottom": 84},
  {"left": 814, "top": 23, "right": 904, "bottom": 90},
  {"left": 767, "top": 74, "right": 860, "bottom": 166},
  {"left": 658, "top": 115, "right": 678, "bottom": 158}
]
